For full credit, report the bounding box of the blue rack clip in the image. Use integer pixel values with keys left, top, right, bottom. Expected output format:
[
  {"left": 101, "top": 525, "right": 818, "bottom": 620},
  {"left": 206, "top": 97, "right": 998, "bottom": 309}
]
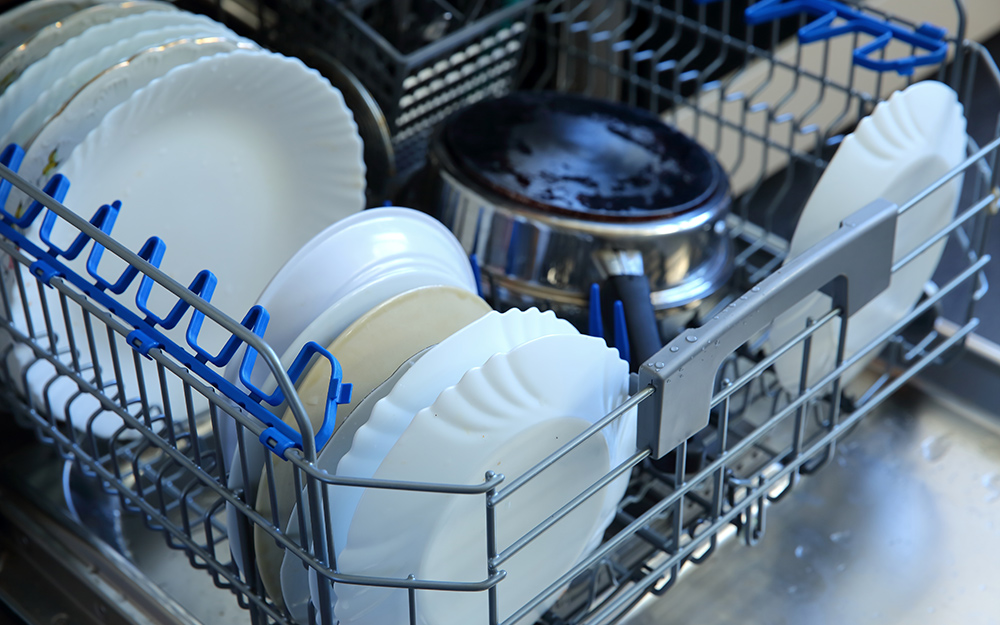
[
  {"left": 588, "top": 283, "right": 604, "bottom": 339},
  {"left": 586, "top": 282, "right": 631, "bottom": 365},
  {"left": 0, "top": 144, "right": 352, "bottom": 459},
  {"left": 469, "top": 252, "right": 483, "bottom": 298},
  {"left": 744, "top": 0, "right": 948, "bottom": 75},
  {"left": 612, "top": 300, "right": 630, "bottom": 366}
]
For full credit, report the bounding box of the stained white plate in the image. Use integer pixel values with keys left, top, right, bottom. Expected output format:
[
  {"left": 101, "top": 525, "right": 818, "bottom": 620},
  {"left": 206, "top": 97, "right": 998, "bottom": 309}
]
[
  {"left": 765, "top": 81, "right": 966, "bottom": 391},
  {"left": 332, "top": 333, "right": 635, "bottom": 625},
  {"left": 8, "top": 49, "right": 365, "bottom": 436},
  {"left": 249, "top": 286, "right": 490, "bottom": 607},
  {"left": 3, "top": 16, "right": 241, "bottom": 152},
  {"left": 0, "top": 9, "right": 226, "bottom": 143},
  {"left": 218, "top": 260, "right": 477, "bottom": 474},
  {"left": 275, "top": 307, "right": 578, "bottom": 622},
  {"left": 0, "top": 0, "right": 102, "bottom": 58},
  {"left": 0, "top": 1, "right": 173, "bottom": 96},
  {"left": 10, "top": 35, "right": 256, "bottom": 218},
  {"left": 220, "top": 206, "right": 477, "bottom": 396},
  {"left": 217, "top": 207, "right": 477, "bottom": 475}
]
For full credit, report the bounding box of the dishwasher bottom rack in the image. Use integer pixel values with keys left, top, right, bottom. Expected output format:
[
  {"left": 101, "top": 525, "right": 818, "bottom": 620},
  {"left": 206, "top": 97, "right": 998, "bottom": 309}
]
[{"left": 0, "top": 0, "right": 999, "bottom": 624}]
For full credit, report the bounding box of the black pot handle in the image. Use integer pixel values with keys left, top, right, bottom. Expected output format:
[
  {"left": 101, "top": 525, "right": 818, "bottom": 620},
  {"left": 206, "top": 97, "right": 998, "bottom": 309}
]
[{"left": 609, "top": 273, "right": 663, "bottom": 370}]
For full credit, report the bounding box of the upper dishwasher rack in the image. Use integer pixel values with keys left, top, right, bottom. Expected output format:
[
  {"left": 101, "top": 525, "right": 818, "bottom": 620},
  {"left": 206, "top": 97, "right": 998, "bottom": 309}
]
[{"left": 0, "top": 0, "right": 998, "bottom": 624}]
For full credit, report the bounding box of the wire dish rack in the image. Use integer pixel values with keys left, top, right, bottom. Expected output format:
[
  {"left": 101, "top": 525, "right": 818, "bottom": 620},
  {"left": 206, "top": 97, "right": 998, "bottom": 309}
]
[{"left": 1, "top": 0, "right": 999, "bottom": 624}]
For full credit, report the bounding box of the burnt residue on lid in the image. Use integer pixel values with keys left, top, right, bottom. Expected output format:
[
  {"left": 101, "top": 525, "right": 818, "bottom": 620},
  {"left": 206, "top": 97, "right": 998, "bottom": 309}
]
[{"left": 442, "top": 91, "right": 726, "bottom": 222}]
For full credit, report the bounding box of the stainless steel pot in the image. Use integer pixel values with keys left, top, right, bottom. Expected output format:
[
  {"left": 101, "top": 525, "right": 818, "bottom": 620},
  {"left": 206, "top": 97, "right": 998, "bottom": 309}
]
[{"left": 428, "top": 92, "right": 733, "bottom": 332}]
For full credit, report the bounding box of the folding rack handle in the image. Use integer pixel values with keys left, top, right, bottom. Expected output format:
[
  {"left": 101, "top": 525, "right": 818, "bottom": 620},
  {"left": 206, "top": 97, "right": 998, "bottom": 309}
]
[
  {"left": 637, "top": 199, "right": 898, "bottom": 459},
  {"left": 743, "top": 0, "right": 949, "bottom": 75}
]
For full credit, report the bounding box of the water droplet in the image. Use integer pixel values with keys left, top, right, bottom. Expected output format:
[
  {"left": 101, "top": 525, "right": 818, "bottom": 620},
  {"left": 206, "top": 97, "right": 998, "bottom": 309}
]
[
  {"left": 982, "top": 472, "right": 1000, "bottom": 490},
  {"left": 830, "top": 530, "right": 852, "bottom": 544},
  {"left": 921, "top": 435, "right": 951, "bottom": 462},
  {"left": 686, "top": 336, "right": 698, "bottom": 343},
  {"left": 740, "top": 295, "right": 748, "bottom": 301},
  {"left": 655, "top": 362, "right": 664, "bottom": 368},
  {"left": 752, "top": 286, "right": 761, "bottom": 292},
  {"left": 794, "top": 545, "right": 805, "bottom": 558},
  {"left": 669, "top": 346, "right": 679, "bottom": 353},
  {"left": 713, "top": 315, "right": 720, "bottom": 320}
]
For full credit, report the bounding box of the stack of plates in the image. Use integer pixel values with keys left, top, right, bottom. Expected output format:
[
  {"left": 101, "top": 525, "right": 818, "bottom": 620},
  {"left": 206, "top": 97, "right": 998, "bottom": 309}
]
[
  {"left": 0, "top": 0, "right": 368, "bottom": 437},
  {"left": 216, "top": 208, "right": 637, "bottom": 624}
]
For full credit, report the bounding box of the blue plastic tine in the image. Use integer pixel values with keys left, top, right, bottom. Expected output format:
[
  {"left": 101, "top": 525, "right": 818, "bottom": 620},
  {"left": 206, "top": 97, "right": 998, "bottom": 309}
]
[
  {"left": 796, "top": 11, "right": 845, "bottom": 43},
  {"left": 186, "top": 286, "right": 260, "bottom": 366},
  {"left": 588, "top": 283, "right": 604, "bottom": 339},
  {"left": 244, "top": 339, "right": 352, "bottom": 452},
  {"left": 14, "top": 174, "right": 68, "bottom": 228},
  {"left": 39, "top": 200, "right": 120, "bottom": 260},
  {"left": 235, "top": 306, "right": 272, "bottom": 399},
  {"left": 744, "top": 0, "right": 949, "bottom": 74},
  {"left": 88, "top": 234, "right": 165, "bottom": 295},
  {"left": 0, "top": 144, "right": 25, "bottom": 210},
  {"left": 743, "top": 0, "right": 810, "bottom": 24},
  {"left": 284, "top": 341, "right": 351, "bottom": 448},
  {"left": 613, "top": 299, "right": 630, "bottom": 365},
  {"left": 469, "top": 252, "right": 483, "bottom": 298},
  {"left": 853, "top": 32, "right": 942, "bottom": 75},
  {"left": 137, "top": 269, "right": 217, "bottom": 330}
]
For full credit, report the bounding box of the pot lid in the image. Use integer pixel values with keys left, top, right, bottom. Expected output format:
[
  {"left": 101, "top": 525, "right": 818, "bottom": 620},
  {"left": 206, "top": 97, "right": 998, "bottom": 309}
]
[{"left": 441, "top": 91, "right": 727, "bottom": 222}]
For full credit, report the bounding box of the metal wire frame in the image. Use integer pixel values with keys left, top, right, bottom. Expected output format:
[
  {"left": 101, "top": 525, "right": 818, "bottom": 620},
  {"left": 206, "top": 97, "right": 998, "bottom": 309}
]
[
  {"left": 0, "top": 2, "right": 994, "bottom": 625},
  {"left": 516, "top": 0, "right": 978, "bottom": 284},
  {"left": 3, "top": 136, "right": 991, "bottom": 625}
]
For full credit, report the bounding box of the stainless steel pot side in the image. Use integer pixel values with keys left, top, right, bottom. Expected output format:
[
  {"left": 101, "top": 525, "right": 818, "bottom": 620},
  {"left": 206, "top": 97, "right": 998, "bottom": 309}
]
[{"left": 430, "top": 134, "right": 734, "bottom": 330}]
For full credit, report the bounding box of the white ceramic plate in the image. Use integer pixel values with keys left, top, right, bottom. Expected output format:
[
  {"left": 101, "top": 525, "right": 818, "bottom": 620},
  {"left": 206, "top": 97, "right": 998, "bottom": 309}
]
[
  {"left": 218, "top": 268, "right": 472, "bottom": 544},
  {"left": 0, "top": 9, "right": 226, "bottom": 142},
  {"left": 0, "top": 0, "right": 102, "bottom": 58},
  {"left": 274, "top": 307, "right": 578, "bottom": 621},
  {"left": 275, "top": 346, "right": 431, "bottom": 620},
  {"left": 0, "top": 1, "right": 173, "bottom": 96},
  {"left": 217, "top": 207, "right": 476, "bottom": 473},
  {"left": 3, "top": 17, "right": 241, "bottom": 152},
  {"left": 10, "top": 35, "right": 256, "bottom": 218},
  {"left": 7, "top": 49, "right": 365, "bottom": 436},
  {"left": 765, "top": 81, "right": 966, "bottom": 391},
  {"left": 220, "top": 206, "right": 477, "bottom": 395},
  {"left": 218, "top": 261, "right": 477, "bottom": 473},
  {"left": 0, "top": 37, "right": 253, "bottom": 428},
  {"left": 250, "top": 286, "right": 491, "bottom": 608},
  {"left": 332, "top": 333, "right": 634, "bottom": 625}
]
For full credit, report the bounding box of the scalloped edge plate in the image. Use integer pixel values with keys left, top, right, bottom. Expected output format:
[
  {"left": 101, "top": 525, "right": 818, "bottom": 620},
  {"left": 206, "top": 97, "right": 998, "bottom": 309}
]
[
  {"left": 3, "top": 17, "right": 240, "bottom": 152},
  {"left": 332, "top": 333, "right": 634, "bottom": 625},
  {"left": 766, "top": 81, "right": 967, "bottom": 391},
  {"left": 6, "top": 49, "right": 364, "bottom": 437},
  {"left": 248, "top": 285, "right": 490, "bottom": 605}
]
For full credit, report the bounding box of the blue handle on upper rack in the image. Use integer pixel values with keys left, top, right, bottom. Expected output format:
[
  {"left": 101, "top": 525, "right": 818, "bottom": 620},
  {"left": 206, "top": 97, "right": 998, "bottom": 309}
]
[{"left": 744, "top": 0, "right": 948, "bottom": 75}]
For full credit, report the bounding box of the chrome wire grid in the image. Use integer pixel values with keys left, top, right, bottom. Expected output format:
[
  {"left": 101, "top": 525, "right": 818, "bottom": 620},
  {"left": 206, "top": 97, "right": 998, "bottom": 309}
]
[{"left": 0, "top": 1, "right": 997, "bottom": 625}]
